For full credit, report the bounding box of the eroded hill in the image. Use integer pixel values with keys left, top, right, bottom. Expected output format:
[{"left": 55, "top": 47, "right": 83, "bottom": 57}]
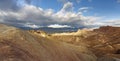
[{"left": 0, "top": 24, "right": 96, "bottom": 61}]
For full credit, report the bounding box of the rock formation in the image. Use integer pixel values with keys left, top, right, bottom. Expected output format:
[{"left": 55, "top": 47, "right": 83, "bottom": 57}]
[{"left": 50, "top": 26, "right": 120, "bottom": 61}]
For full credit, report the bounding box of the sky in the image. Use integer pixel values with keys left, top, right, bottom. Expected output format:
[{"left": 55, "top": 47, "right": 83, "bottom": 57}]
[{"left": 0, "top": 0, "right": 120, "bottom": 28}]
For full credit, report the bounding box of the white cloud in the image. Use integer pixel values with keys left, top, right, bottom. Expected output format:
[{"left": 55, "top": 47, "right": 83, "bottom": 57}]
[
  {"left": 23, "top": 23, "right": 43, "bottom": 28},
  {"left": 79, "top": 7, "right": 90, "bottom": 13},
  {"left": 88, "top": 20, "right": 120, "bottom": 27},
  {"left": 60, "top": 2, "right": 73, "bottom": 12},
  {"left": 58, "top": 0, "right": 81, "bottom": 3},
  {"left": 58, "top": 0, "right": 91, "bottom": 3},
  {"left": 79, "top": 7, "right": 89, "bottom": 10},
  {"left": 1, "top": 0, "right": 120, "bottom": 29},
  {"left": 47, "top": 24, "right": 72, "bottom": 28},
  {"left": 103, "top": 20, "right": 120, "bottom": 27},
  {"left": 0, "top": 2, "right": 101, "bottom": 28}
]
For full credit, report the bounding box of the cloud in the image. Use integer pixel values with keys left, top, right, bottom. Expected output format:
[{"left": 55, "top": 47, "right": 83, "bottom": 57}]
[
  {"left": 79, "top": 7, "right": 90, "bottom": 13},
  {"left": 0, "top": 2, "right": 101, "bottom": 28},
  {"left": 0, "top": 0, "right": 41, "bottom": 11},
  {"left": 103, "top": 20, "right": 120, "bottom": 27},
  {"left": 88, "top": 0, "right": 92, "bottom": 2},
  {"left": 1, "top": 0, "right": 119, "bottom": 29},
  {"left": 0, "top": 0, "right": 19, "bottom": 11},
  {"left": 47, "top": 24, "right": 72, "bottom": 28},
  {"left": 76, "top": 0, "right": 81, "bottom": 3},
  {"left": 88, "top": 20, "right": 120, "bottom": 28},
  {"left": 54, "top": 2, "right": 100, "bottom": 27},
  {"left": 58, "top": 0, "right": 68, "bottom": 3},
  {"left": 60, "top": 2, "right": 73, "bottom": 12},
  {"left": 22, "top": 23, "right": 42, "bottom": 28},
  {"left": 0, "top": 5, "right": 55, "bottom": 25},
  {"left": 58, "top": 0, "right": 92, "bottom": 3},
  {"left": 117, "top": 0, "right": 120, "bottom": 3},
  {"left": 58, "top": 0, "right": 81, "bottom": 3}
]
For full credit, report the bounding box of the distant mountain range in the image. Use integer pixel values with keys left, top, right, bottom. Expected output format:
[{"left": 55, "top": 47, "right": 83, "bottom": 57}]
[{"left": 18, "top": 26, "right": 81, "bottom": 33}]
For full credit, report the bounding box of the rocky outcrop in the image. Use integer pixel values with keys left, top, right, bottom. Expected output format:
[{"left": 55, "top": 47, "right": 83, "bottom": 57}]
[
  {"left": 0, "top": 24, "right": 96, "bottom": 61},
  {"left": 29, "top": 30, "right": 47, "bottom": 37}
]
